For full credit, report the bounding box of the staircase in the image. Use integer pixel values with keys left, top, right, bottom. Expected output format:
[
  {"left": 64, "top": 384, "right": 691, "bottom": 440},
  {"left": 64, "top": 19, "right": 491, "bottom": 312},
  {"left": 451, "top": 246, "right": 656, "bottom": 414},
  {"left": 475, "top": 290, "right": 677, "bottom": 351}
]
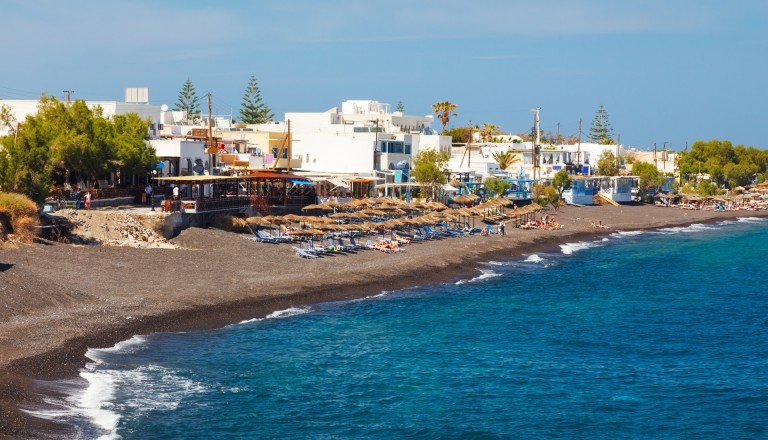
[
  {"left": 595, "top": 192, "right": 620, "bottom": 206},
  {"left": 250, "top": 195, "right": 271, "bottom": 216}
]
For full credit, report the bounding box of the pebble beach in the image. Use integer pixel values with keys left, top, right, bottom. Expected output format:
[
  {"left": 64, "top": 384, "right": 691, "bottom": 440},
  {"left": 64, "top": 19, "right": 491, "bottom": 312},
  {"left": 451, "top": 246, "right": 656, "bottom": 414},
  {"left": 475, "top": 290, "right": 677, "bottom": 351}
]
[{"left": 1, "top": 203, "right": 766, "bottom": 438}]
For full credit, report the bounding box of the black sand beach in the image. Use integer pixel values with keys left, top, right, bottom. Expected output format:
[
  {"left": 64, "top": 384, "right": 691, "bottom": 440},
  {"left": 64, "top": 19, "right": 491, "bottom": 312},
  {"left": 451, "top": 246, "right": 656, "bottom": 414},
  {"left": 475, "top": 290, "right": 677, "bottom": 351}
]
[{"left": 1, "top": 204, "right": 766, "bottom": 438}]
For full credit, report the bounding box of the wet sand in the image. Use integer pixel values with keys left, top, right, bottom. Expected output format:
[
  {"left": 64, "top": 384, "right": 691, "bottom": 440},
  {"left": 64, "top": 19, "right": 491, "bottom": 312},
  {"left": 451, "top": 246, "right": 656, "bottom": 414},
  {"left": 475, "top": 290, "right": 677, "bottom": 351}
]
[{"left": 1, "top": 204, "right": 766, "bottom": 438}]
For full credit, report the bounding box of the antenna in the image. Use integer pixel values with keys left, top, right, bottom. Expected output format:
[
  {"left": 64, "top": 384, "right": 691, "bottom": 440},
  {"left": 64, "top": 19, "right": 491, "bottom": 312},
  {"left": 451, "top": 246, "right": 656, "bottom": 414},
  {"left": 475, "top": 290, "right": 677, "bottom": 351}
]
[{"left": 62, "top": 90, "right": 74, "bottom": 102}]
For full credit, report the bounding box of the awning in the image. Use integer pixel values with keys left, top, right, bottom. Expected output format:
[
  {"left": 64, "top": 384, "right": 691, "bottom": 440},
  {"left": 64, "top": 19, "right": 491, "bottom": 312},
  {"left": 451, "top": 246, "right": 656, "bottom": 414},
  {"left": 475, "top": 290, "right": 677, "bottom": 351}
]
[
  {"left": 442, "top": 184, "right": 459, "bottom": 192},
  {"left": 289, "top": 179, "right": 315, "bottom": 185},
  {"left": 327, "top": 178, "right": 349, "bottom": 188}
]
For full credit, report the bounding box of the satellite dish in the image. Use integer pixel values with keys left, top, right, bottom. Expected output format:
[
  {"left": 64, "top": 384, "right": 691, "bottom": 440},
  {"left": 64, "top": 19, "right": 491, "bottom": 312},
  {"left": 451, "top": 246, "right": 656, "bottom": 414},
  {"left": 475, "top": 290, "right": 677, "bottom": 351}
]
[{"left": 161, "top": 104, "right": 169, "bottom": 112}]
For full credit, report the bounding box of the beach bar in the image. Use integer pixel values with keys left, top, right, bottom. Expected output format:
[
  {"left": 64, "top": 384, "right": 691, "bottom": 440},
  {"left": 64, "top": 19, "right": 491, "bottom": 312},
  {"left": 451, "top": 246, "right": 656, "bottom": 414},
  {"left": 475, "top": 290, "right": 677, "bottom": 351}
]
[
  {"left": 563, "top": 176, "right": 600, "bottom": 205},
  {"left": 154, "top": 171, "right": 316, "bottom": 215},
  {"left": 599, "top": 176, "right": 634, "bottom": 203}
]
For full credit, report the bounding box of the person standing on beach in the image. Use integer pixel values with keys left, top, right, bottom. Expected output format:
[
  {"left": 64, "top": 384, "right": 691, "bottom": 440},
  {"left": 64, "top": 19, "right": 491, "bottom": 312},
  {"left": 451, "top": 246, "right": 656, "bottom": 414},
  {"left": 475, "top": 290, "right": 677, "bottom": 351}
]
[
  {"left": 499, "top": 221, "right": 506, "bottom": 236},
  {"left": 85, "top": 192, "right": 91, "bottom": 210},
  {"left": 145, "top": 184, "right": 153, "bottom": 206}
]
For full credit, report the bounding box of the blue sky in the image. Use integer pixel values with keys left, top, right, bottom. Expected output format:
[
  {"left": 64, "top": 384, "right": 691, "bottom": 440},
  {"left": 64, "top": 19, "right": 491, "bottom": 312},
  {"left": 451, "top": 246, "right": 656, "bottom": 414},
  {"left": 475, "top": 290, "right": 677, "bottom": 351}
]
[{"left": 2, "top": 0, "right": 766, "bottom": 150}]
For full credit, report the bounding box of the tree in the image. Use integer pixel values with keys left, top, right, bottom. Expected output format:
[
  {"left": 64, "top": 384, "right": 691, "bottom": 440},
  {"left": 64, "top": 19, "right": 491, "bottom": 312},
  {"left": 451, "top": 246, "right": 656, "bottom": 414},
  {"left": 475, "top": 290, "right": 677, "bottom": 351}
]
[
  {"left": 632, "top": 161, "right": 664, "bottom": 201},
  {"left": 492, "top": 150, "right": 521, "bottom": 171},
  {"left": 597, "top": 150, "right": 619, "bottom": 176},
  {"left": 411, "top": 148, "right": 450, "bottom": 199},
  {"left": 532, "top": 182, "right": 560, "bottom": 208},
  {"left": 551, "top": 169, "right": 572, "bottom": 199},
  {"left": 396, "top": 100, "right": 405, "bottom": 113},
  {"left": 0, "top": 98, "right": 55, "bottom": 202},
  {"left": 432, "top": 101, "right": 457, "bottom": 134},
  {"left": 480, "top": 123, "right": 499, "bottom": 142},
  {"left": 444, "top": 126, "right": 471, "bottom": 143},
  {"left": 723, "top": 162, "right": 757, "bottom": 189},
  {"left": 483, "top": 177, "right": 510, "bottom": 197},
  {"left": 174, "top": 79, "right": 201, "bottom": 122},
  {"left": 0, "top": 104, "right": 17, "bottom": 134},
  {"left": 111, "top": 113, "right": 156, "bottom": 176},
  {"left": 589, "top": 104, "right": 615, "bottom": 144},
  {"left": 0, "top": 95, "right": 155, "bottom": 202},
  {"left": 239, "top": 74, "right": 273, "bottom": 124}
]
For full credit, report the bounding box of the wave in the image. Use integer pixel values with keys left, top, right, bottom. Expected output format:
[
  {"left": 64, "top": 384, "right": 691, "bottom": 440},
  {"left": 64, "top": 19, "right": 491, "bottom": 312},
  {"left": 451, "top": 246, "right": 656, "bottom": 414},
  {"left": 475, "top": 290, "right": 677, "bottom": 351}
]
[
  {"left": 266, "top": 306, "right": 312, "bottom": 319},
  {"left": 559, "top": 241, "right": 601, "bottom": 255},
  {"left": 657, "top": 223, "right": 718, "bottom": 234},
  {"left": 737, "top": 216, "right": 768, "bottom": 223},
  {"left": 524, "top": 254, "right": 545, "bottom": 263},
  {"left": 86, "top": 335, "right": 149, "bottom": 361},
  {"left": 456, "top": 269, "right": 501, "bottom": 285}
]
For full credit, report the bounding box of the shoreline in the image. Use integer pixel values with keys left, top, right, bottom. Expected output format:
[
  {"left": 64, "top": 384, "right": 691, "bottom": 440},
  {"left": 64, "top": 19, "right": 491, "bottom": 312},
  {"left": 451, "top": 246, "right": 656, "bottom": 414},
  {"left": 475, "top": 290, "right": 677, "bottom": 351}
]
[{"left": 1, "top": 204, "right": 766, "bottom": 437}]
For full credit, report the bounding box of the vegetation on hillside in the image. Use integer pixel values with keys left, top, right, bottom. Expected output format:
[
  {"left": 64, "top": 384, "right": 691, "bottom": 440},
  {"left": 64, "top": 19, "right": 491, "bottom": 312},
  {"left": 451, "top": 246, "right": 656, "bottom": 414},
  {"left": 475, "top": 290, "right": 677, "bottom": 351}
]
[{"left": 677, "top": 139, "right": 768, "bottom": 189}]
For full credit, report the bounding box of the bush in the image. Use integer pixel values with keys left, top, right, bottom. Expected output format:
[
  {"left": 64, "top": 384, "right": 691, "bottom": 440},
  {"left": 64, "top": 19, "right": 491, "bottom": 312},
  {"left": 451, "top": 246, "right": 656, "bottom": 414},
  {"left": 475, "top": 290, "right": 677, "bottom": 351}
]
[{"left": 0, "top": 192, "right": 40, "bottom": 242}]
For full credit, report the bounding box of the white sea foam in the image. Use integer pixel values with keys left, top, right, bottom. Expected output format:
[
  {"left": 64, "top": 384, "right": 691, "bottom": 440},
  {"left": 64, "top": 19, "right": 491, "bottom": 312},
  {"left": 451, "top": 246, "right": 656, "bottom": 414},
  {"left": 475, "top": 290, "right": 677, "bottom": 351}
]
[
  {"left": 234, "top": 317, "right": 264, "bottom": 326},
  {"left": 524, "top": 254, "right": 545, "bottom": 263},
  {"left": 559, "top": 241, "right": 600, "bottom": 255},
  {"left": 612, "top": 230, "right": 645, "bottom": 238},
  {"left": 78, "top": 371, "right": 121, "bottom": 435},
  {"left": 266, "top": 306, "right": 312, "bottom": 319},
  {"left": 658, "top": 223, "right": 718, "bottom": 234},
  {"left": 86, "top": 335, "right": 149, "bottom": 362},
  {"left": 484, "top": 260, "right": 506, "bottom": 266},
  {"left": 456, "top": 269, "right": 501, "bottom": 285},
  {"left": 737, "top": 216, "right": 768, "bottom": 223}
]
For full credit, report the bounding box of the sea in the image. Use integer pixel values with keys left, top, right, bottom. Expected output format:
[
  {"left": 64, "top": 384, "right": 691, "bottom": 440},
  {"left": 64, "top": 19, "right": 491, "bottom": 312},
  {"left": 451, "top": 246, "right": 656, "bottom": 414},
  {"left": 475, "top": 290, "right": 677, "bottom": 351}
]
[{"left": 32, "top": 217, "right": 768, "bottom": 439}]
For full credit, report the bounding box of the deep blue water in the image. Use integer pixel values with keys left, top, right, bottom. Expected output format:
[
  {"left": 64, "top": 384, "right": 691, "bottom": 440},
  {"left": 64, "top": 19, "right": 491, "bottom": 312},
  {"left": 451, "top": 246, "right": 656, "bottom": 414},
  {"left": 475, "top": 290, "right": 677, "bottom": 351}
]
[{"left": 50, "top": 218, "right": 768, "bottom": 439}]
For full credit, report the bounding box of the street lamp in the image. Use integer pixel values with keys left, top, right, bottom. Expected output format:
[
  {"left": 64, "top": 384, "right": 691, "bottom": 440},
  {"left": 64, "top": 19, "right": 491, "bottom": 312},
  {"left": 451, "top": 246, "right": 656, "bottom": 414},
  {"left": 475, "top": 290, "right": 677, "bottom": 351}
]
[{"left": 150, "top": 170, "right": 157, "bottom": 211}]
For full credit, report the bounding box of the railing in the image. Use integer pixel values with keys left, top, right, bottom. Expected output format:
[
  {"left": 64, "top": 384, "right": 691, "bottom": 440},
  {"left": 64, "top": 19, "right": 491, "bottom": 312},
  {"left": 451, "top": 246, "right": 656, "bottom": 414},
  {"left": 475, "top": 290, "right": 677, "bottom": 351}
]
[{"left": 195, "top": 196, "right": 252, "bottom": 212}]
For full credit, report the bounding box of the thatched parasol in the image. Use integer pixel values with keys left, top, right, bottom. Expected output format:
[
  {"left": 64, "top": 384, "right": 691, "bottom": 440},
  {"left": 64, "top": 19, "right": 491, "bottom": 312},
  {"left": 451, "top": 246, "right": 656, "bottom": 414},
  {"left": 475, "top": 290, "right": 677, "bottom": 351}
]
[{"left": 452, "top": 193, "right": 479, "bottom": 204}]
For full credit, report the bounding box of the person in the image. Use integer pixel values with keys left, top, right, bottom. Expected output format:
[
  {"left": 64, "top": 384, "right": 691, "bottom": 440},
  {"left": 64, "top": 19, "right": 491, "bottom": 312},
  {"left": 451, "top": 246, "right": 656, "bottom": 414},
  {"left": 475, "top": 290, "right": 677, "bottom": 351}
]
[
  {"left": 499, "top": 221, "right": 506, "bottom": 236},
  {"left": 84, "top": 192, "right": 91, "bottom": 210},
  {"left": 172, "top": 184, "right": 179, "bottom": 200},
  {"left": 145, "top": 184, "right": 153, "bottom": 206}
]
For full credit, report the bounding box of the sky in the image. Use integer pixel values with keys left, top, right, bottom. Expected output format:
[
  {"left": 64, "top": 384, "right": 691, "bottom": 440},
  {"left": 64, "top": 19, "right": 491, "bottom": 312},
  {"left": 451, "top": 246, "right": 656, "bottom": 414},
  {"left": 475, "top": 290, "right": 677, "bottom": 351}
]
[{"left": 2, "top": 0, "right": 767, "bottom": 150}]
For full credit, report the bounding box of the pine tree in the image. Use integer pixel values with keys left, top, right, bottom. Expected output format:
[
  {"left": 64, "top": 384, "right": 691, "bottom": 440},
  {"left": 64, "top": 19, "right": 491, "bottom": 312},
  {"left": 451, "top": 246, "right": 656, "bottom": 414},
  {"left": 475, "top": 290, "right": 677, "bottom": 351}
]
[
  {"left": 396, "top": 100, "right": 405, "bottom": 113},
  {"left": 239, "top": 74, "right": 274, "bottom": 124},
  {"left": 589, "top": 104, "right": 615, "bottom": 144},
  {"left": 174, "top": 79, "right": 201, "bottom": 122}
]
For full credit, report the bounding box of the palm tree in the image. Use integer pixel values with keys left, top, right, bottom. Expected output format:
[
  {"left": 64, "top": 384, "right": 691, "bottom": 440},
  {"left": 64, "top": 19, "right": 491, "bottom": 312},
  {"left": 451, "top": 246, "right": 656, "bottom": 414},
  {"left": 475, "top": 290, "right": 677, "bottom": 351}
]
[
  {"left": 492, "top": 150, "right": 521, "bottom": 171},
  {"left": 480, "top": 122, "right": 499, "bottom": 142},
  {"left": 432, "top": 101, "right": 457, "bottom": 134}
]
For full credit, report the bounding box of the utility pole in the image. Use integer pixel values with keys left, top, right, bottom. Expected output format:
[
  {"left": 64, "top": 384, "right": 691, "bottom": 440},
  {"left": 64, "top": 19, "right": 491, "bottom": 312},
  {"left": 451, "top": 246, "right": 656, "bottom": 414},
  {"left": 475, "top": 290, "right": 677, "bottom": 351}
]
[
  {"left": 531, "top": 108, "right": 541, "bottom": 180},
  {"left": 616, "top": 133, "right": 621, "bottom": 169},
  {"left": 653, "top": 142, "right": 657, "bottom": 169},
  {"left": 556, "top": 122, "right": 560, "bottom": 145},
  {"left": 577, "top": 118, "right": 582, "bottom": 173},
  {"left": 207, "top": 93, "right": 213, "bottom": 174},
  {"left": 63, "top": 90, "right": 74, "bottom": 103},
  {"left": 287, "top": 119, "right": 292, "bottom": 172}
]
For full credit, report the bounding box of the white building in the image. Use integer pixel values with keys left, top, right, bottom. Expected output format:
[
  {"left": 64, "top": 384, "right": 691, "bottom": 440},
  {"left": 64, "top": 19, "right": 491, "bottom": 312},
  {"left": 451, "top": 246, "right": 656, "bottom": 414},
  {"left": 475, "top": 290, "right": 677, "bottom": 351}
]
[{"left": 286, "top": 100, "right": 451, "bottom": 176}]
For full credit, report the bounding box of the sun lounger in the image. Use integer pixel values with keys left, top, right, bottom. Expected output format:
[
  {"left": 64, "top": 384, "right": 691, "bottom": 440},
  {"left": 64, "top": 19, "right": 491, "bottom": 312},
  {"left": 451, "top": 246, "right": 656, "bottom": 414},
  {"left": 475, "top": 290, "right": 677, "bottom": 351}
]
[
  {"left": 292, "top": 246, "right": 319, "bottom": 259},
  {"left": 249, "top": 228, "right": 280, "bottom": 243}
]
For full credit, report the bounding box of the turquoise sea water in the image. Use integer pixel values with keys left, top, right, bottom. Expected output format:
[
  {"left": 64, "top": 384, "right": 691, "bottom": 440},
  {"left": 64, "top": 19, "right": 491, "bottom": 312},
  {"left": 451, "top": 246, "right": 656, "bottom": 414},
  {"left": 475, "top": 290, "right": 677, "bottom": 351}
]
[{"left": 46, "top": 218, "right": 768, "bottom": 439}]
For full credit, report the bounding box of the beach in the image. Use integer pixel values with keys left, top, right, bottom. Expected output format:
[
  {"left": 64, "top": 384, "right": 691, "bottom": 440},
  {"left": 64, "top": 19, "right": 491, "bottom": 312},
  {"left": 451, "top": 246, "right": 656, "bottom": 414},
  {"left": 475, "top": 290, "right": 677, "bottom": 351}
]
[{"left": 1, "top": 204, "right": 766, "bottom": 438}]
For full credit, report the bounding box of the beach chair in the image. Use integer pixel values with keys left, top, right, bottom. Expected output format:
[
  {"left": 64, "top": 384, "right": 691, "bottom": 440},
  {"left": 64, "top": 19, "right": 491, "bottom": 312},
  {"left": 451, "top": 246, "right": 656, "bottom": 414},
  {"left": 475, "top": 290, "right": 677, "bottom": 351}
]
[
  {"left": 250, "top": 227, "right": 280, "bottom": 243},
  {"left": 292, "top": 246, "right": 319, "bottom": 259},
  {"left": 348, "top": 236, "right": 367, "bottom": 250},
  {"left": 423, "top": 225, "right": 445, "bottom": 238}
]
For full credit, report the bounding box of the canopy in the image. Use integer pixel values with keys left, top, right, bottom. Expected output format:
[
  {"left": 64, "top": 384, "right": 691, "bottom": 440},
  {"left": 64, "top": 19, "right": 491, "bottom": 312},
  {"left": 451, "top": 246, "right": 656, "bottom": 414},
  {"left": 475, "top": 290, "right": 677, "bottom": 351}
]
[{"left": 290, "top": 179, "right": 315, "bottom": 185}]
